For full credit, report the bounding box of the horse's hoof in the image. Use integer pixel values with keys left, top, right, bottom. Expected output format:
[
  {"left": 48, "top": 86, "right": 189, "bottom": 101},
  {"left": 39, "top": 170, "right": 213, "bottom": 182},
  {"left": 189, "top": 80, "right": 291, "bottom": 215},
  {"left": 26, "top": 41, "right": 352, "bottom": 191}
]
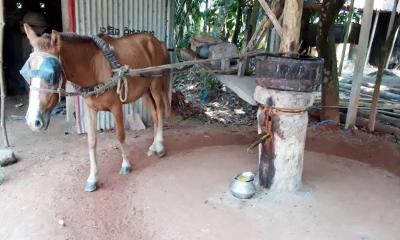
[
  {"left": 157, "top": 150, "right": 166, "bottom": 158},
  {"left": 147, "top": 149, "right": 157, "bottom": 157},
  {"left": 84, "top": 182, "right": 97, "bottom": 192},
  {"left": 119, "top": 166, "right": 132, "bottom": 175}
]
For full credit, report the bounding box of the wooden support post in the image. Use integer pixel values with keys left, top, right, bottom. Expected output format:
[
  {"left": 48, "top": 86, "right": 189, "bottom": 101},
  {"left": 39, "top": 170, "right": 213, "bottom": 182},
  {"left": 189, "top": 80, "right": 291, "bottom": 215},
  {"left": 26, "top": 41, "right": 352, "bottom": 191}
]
[
  {"left": 365, "top": 10, "right": 380, "bottom": 68},
  {"left": 279, "top": 0, "right": 303, "bottom": 54},
  {"left": 345, "top": 0, "right": 375, "bottom": 129},
  {"left": 0, "top": 0, "right": 9, "bottom": 148},
  {"left": 338, "top": 0, "right": 355, "bottom": 76}
]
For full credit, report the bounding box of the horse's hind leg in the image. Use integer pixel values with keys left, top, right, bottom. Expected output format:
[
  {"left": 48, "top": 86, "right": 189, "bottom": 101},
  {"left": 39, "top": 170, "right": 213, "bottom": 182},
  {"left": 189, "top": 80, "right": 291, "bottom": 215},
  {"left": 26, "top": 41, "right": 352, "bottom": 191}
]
[
  {"left": 111, "top": 105, "right": 132, "bottom": 175},
  {"left": 149, "top": 82, "right": 166, "bottom": 157},
  {"left": 143, "top": 92, "right": 160, "bottom": 157},
  {"left": 84, "top": 103, "right": 98, "bottom": 192}
]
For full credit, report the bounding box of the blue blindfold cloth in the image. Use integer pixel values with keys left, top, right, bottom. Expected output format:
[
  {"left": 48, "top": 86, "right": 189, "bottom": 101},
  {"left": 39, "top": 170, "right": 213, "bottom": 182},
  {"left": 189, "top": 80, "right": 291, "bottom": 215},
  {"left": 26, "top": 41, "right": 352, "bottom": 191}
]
[{"left": 20, "top": 52, "right": 62, "bottom": 86}]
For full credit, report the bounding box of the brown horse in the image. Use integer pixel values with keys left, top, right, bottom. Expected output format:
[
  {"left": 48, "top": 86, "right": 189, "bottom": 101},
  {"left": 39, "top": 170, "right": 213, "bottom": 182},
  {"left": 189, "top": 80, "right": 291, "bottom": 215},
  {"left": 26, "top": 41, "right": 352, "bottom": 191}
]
[{"left": 23, "top": 24, "right": 170, "bottom": 192}]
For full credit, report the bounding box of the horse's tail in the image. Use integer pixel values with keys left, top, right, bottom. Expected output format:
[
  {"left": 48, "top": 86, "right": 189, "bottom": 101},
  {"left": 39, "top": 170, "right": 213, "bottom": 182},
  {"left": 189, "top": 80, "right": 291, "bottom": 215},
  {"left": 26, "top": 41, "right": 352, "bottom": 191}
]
[{"left": 161, "top": 42, "right": 171, "bottom": 118}]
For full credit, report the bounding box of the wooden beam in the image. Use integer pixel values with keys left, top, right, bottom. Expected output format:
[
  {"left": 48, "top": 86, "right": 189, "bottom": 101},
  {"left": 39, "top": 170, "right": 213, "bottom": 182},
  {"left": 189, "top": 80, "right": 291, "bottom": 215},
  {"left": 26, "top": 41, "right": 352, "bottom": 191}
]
[
  {"left": 345, "top": 0, "right": 375, "bottom": 129},
  {"left": 279, "top": 0, "right": 303, "bottom": 54},
  {"left": 257, "top": 0, "right": 283, "bottom": 38},
  {"left": 0, "top": 0, "right": 9, "bottom": 148},
  {"left": 61, "top": 0, "right": 70, "bottom": 31},
  {"left": 124, "top": 50, "right": 265, "bottom": 77},
  {"left": 237, "top": 0, "right": 286, "bottom": 76}
]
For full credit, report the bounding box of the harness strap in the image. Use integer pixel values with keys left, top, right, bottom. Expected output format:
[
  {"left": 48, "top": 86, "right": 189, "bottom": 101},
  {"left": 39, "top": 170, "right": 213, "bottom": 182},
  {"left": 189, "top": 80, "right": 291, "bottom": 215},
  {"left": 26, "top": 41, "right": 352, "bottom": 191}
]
[{"left": 91, "top": 35, "right": 121, "bottom": 70}]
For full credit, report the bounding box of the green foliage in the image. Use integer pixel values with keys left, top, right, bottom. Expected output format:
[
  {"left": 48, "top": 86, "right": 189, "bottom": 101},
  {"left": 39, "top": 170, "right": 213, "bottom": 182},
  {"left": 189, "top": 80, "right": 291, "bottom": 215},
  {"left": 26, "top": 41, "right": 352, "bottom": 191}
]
[
  {"left": 198, "top": 70, "right": 220, "bottom": 91},
  {"left": 196, "top": 70, "right": 221, "bottom": 91},
  {"left": 174, "top": 0, "right": 253, "bottom": 48},
  {"left": 335, "top": 9, "right": 362, "bottom": 25}
]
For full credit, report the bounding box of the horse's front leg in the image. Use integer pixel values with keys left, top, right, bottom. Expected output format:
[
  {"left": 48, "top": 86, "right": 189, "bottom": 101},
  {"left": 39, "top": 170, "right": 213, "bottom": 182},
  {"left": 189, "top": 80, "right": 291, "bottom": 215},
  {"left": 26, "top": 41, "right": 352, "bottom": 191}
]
[
  {"left": 112, "top": 105, "right": 132, "bottom": 175},
  {"left": 84, "top": 103, "right": 98, "bottom": 192}
]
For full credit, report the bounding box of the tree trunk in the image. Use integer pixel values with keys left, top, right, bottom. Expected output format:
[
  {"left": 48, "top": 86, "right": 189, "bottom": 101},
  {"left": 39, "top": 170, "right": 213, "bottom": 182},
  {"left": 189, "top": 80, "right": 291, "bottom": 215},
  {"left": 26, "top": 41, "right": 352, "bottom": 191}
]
[
  {"left": 368, "top": 13, "right": 400, "bottom": 131},
  {"left": 203, "top": 0, "right": 209, "bottom": 32},
  {"left": 250, "top": 0, "right": 261, "bottom": 36},
  {"left": 316, "top": 0, "right": 345, "bottom": 122},
  {"left": 232, "top": 0, "right": 244, "bottom": 45},
  {"left": 279, "top": 0, "right": 303, "bottom": 54}
]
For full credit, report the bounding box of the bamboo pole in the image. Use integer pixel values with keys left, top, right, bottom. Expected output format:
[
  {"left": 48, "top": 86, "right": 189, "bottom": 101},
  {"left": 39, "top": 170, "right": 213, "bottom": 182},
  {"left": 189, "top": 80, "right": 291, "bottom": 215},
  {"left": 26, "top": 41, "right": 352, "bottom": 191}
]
[
  {"left": 237, "top": 0, "right": 285, "bottom": 76},
  {"left": 385, "top": 0, "right": 399, "bottom": 69},
  {"left": 338, "top": 0, "right": 355, "bottom": 76},
  {"left": 385, "top": 27, "right": 399, "bottom": 69},
  {"left": 257, "top": 0, "right": 283, "bottom": 38},
  {"left": 345, "top": 0, "right": 375, "bottom": 129},
  {"left": 368, "top": 13, "right": 400, "bottom": 131},
  {"left": 0, "top": 0, "right": 9, "bottom": 148},
  {"left": 365, "top": 10, "right": 379, "bottom": 68}
]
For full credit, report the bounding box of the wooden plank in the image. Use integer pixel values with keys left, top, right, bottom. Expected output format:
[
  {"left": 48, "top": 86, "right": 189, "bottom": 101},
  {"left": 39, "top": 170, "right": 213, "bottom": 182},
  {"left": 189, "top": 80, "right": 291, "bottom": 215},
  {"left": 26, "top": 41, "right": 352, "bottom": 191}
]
[{"left": 345, "top": 0, "right": 375, "bottom": 129}]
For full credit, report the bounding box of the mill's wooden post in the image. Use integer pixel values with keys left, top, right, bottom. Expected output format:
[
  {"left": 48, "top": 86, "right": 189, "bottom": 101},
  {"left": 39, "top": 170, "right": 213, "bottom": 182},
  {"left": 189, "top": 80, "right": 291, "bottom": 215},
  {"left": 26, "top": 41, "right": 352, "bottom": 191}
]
[
  {"left": 0, "top": 0, "right": 7, "bottom": 184},
  {"left": 279, "top": 0, "right": 303, "bottom": 54},
  {"left": 255, "top": 0, "right": 322, "bottom": 191},
  {"left": 0, "top": 0, "right": 8, "bottom": 148}
]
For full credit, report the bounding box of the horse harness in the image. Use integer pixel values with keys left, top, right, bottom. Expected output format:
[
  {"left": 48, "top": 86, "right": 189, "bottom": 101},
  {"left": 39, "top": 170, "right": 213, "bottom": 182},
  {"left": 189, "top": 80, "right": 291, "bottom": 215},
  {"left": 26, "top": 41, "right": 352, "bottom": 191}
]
[{"left": 20, "top": 35, "right": 164, "bottom": 102}]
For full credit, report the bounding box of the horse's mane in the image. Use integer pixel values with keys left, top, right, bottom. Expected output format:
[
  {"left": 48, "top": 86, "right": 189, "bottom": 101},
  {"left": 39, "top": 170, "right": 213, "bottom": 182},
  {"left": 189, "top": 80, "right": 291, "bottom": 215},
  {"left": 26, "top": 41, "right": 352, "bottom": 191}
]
[
  {"left": 34, "top": 32, "right": 93, "bottom": 49},
  {"left": 60, "top": 32, "right": 93, "bottom": 43},
  {"left": 37, "top": 31, "right": 152, "bottom": 49}
]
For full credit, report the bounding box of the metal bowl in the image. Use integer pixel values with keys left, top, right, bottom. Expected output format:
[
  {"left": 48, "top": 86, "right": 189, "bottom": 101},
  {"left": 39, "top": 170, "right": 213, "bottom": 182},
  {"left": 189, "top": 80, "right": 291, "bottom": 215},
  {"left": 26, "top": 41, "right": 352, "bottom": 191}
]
[{"left": 230, "top": 171, "right": 256, "bottom": 199}]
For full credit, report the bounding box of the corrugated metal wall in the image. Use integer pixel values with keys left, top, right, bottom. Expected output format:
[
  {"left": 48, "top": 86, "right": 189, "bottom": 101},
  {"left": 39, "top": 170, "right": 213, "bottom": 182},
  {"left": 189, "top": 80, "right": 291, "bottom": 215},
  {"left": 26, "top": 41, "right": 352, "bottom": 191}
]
[{"left": 72, "top": 0, "right": 173, "bottom": 133}]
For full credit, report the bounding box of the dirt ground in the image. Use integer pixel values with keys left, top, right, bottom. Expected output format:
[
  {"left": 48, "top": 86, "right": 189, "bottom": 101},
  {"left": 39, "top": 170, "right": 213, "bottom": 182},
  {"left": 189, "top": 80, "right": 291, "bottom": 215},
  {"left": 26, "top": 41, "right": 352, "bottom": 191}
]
[{"left": 1, "top": 98, "right": 400, "bottom": 240}]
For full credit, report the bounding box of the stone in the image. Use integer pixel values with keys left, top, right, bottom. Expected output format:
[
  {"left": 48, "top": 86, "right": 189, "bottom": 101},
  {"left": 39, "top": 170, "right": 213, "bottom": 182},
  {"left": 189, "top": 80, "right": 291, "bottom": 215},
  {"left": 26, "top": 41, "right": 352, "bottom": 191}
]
[
  {"left": 209, "top": 43, "right": 239, "bottom": 70},
  {"left": 0, "top": 148, "right": 17, "bottom": 167},
  {"left": 58, "top": 219, "right": 65, "bottom": 227}
]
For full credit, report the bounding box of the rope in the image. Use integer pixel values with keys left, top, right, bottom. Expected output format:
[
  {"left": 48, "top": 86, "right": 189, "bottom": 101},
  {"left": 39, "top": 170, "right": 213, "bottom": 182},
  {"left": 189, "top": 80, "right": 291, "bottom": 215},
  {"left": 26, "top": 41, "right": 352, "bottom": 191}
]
[{"left": 116, "top": 76, "right": 128, "bottom": 102}]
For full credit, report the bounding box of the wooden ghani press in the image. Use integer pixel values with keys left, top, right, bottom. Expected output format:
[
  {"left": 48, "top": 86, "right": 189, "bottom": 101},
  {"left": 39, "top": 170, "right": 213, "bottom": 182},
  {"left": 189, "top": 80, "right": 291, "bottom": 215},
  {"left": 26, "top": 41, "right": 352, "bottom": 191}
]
[{"left": 254, "top": 55, "right": 324, "bottom": 191}]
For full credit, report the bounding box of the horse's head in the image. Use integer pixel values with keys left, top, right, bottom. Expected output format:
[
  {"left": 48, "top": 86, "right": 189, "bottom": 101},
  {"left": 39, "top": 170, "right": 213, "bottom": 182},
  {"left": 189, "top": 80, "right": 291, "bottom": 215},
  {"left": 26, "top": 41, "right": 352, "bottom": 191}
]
[{"left": 21, "top": 24, "right": 63, "bottom": 131}]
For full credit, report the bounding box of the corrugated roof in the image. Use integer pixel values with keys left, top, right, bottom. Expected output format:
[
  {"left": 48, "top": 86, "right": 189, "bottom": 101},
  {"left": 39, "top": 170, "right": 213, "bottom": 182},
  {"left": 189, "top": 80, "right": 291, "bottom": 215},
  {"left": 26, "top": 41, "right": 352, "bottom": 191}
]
[{"left": 353, "top": 0, "right": 400, "bottom": 12}]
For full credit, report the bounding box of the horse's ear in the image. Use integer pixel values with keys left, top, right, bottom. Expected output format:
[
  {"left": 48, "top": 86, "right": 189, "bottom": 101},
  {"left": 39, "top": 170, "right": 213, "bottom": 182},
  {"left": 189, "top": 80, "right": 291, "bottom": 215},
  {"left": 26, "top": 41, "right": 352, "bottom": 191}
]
[
  {"left": 51, "top": 30, "right": 60, "bottom": 48},
  {"left": 24, "top": 23, "right": 38, "bottom": 43}
]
